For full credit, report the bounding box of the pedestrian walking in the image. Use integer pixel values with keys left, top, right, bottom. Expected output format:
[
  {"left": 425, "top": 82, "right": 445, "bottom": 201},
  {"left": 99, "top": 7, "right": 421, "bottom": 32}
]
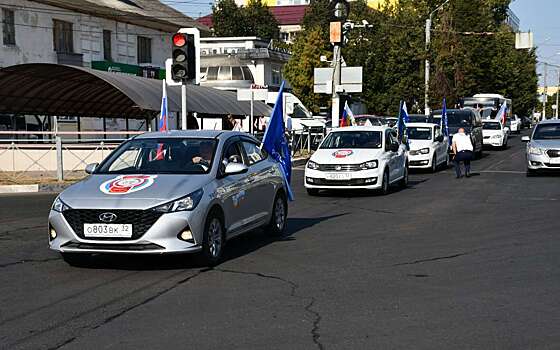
[{"left": 452, "top": 127, "right": 474, "bottom": 178}]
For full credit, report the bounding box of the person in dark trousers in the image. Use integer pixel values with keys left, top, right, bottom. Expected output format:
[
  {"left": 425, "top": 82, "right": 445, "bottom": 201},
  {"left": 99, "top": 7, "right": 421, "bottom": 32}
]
[{"left": 452, "top": 127, "right": 474, "bottom": 178}]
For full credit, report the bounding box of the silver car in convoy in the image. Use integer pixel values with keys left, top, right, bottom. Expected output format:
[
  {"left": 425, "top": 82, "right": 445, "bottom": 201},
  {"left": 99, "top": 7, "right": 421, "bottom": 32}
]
[
  {"left": 49, "top": 130, "right": 288, "bottom": 265},
  {"left": 523, "top": 120, "right": 560, "bottom": 176}
]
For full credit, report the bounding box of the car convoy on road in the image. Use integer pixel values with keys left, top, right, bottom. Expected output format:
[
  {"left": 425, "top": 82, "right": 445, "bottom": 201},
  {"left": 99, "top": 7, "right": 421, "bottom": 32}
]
[{"left": 47, "top": 92, "right": 553, "bottom": 267}]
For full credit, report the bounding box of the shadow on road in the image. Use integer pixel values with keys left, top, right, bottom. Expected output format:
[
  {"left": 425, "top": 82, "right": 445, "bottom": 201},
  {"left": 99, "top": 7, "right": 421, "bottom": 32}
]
[{"left": 61, "top": 214, "right": 347, "bottom": 271}]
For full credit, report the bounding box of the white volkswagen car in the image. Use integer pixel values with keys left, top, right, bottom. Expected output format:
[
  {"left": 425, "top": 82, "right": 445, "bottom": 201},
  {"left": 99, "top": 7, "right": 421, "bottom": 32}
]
[
  {"left": 305, "top": 126, "right": 408, "bottom": 195},
  {"left": 406, "top": 122, "right": 449, "bottom": 172},
  {"left": 482, "top": 120, "right": 508, "bottom": 148}
]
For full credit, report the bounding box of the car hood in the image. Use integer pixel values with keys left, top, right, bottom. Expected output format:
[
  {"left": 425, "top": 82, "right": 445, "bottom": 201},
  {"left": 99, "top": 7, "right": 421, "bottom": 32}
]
[
  {"left": 60, "top": 174, "right": 210, "bottom": 210},
  {"left": 531, "top": 139, "right": 560, "bottom": 149},
  {"left": 408, "top": 139, "right": 433, "bottom": 150},
  {"left": 311, "top": 148, "right": 384, "bottom": 164}
]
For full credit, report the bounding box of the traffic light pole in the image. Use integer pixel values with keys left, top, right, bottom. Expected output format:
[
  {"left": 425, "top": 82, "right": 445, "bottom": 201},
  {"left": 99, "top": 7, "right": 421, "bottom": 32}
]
[{"left": 181, "top": 83, "right": 187, "bottom": 130}]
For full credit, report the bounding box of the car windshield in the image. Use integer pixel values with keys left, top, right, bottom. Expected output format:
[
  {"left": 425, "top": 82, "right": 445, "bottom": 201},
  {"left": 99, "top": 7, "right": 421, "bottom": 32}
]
[
  {"left": 96, "top": 138, "right": 217, "bottom": 174},
  {"left": 408, "top": 115, "right": 428, "bottom": 123},
  {"left": 320, "top": 131, "right": 382, "bottom": 149},
  {"left": 447, "top": 112, "right": 473, "bottom": 127},
  {"left": 483, "top": 122, "right": 501, "bottom": 130},
  {"left": 407, "top": 127, "right": 432, "bottom": 140},
  {"left": 533, "top": 124, "right": 560, "bottom": 140},
  {"left": 480, "top": 108, "right": 497, "bottom": 120}
]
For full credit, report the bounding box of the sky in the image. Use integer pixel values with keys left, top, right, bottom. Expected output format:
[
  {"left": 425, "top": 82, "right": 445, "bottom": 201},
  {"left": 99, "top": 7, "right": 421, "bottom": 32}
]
[{"left": 168, "top": 0, "right": 557, "bottom": 86}]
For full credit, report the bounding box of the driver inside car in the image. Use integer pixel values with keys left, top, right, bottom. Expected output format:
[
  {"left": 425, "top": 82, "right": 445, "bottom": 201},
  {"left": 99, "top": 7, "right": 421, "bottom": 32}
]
[{"left": 192, "top": 141, "right": 214, "bottom": 171}]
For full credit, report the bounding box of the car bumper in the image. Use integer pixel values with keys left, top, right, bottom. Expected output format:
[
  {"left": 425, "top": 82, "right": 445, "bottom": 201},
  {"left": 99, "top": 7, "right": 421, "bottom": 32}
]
[
  {"left": 304, "top": 168, "right": 381, "bottom": 189},
  {"left": 408, "top": 153, "right": 433, "bottom": 168},
  {"left": 527, "top": 153, "right": 560, "bottom": 170},
  {"left": 483, "top": 138, "right": 503, "bottom": 147},
  {"left": 48, "top": 208, "right": 206, "bottom": 255}
]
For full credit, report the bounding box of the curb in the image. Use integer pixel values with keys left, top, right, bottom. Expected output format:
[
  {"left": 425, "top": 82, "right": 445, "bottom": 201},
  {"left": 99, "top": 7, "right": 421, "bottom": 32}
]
[{"left": 0, "top": 158, "right": 310, "bottom": 194}]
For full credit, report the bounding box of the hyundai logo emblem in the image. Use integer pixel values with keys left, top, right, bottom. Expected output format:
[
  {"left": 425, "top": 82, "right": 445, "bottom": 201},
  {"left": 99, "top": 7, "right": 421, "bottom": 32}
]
[
  {"left": 99, "top": 212, "right": 117, "bottom": 223},
  {"left": 335, "top": 165, "right": 342, "bottom": 171}
]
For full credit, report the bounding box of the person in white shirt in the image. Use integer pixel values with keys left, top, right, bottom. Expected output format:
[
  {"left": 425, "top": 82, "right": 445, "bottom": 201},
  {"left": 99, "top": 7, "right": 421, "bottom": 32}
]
[{"left": 452, "top": 128, "right": 474, "bottom": 178}]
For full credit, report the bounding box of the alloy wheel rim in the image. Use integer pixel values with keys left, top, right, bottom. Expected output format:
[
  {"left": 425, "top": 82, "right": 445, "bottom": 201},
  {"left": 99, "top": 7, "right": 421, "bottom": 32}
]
[
  {"left": 208, "top": 219, "right": 222, "bottom": 258},
  {"left": 274, "top": 198, "right": 286, "bottom": 230}
]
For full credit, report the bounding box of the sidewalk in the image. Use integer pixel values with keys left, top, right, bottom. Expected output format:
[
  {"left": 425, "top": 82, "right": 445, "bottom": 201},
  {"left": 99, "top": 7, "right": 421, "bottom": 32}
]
[{"left": 0, "top": 157, "right": 310, "bottom": 194}]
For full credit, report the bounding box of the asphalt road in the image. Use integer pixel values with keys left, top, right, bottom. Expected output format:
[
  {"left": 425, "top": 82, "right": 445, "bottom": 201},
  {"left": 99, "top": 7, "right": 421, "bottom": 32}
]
[{"left": 2, "top": 129, "right": 560, "bottom": 350}]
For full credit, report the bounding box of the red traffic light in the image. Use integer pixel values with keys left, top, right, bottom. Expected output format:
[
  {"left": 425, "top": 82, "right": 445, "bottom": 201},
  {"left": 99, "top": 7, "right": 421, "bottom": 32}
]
[{"left": 172, "top": 33, "right": 186, "bottom": 47}]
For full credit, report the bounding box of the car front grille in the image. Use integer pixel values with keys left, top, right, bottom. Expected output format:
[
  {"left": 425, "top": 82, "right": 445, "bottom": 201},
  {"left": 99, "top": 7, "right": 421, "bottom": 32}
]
[
  {"left": 318, "top": 164, "right": 362, "bottom": 171},
  {"left": 63, "top": 209, "right": 163, "bottom": 241},
  {"left": 546, "top": 149, "right": 560, "bottom": 158}
]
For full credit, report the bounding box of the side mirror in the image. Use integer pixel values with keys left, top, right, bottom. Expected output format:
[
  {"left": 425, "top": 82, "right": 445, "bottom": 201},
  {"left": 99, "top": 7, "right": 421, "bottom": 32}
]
[
  {"left": 85, "top": 163, "right": 98, "bottom": 174},
  {"left": 521, "top": 136, "right": 531, "bottom": 142},
  {"left": 435, "top": 135, "right": 444, "bottom": 142},
  {"left": 224, "top": 162, "right": 248, "bottom": 176}
]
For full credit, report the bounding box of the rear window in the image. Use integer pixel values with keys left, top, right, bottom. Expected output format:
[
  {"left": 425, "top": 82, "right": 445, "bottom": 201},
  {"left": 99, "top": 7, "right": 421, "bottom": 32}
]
[
  {"left": 447, "top": 111, "right": 473, "bottom": 127},
  {"left": 408, "top": 127, "right": 432, "bottom": 140},
  {"left": 483, "top": 122, "right": 501, "bottom": 130},
  {"left": 320, "top": 131, "right": 382, "bottom": 149}
]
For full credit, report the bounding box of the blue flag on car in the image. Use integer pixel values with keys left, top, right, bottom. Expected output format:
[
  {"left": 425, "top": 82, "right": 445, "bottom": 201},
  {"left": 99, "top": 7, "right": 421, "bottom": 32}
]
[
  {"left": 397, "top": 101, "right": 409, "bottom": 143},
  {"left": 441, "top": 98, "right": 451, "bottom": 145},
  {"left": 262, "top": 81, "right": 294, "bottom": 201}
]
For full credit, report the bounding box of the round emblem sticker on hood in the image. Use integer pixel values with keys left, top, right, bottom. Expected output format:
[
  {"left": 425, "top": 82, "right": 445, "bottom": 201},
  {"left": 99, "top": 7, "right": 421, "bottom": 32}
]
[
  {"left": 100, "top": 175, "right": 157, "bottom": 195},
  {"left": 332, "top": 150, "right": 354, "bottom": 158}
]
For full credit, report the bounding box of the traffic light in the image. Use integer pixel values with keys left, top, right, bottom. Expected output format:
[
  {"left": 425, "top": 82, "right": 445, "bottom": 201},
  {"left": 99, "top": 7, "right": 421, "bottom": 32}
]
[{"left": 171, "top": 32, "right": 196, "bottom": 82}]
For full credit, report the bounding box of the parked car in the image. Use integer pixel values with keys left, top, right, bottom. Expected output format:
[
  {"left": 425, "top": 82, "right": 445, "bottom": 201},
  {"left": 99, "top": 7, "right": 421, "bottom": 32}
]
[
  {"left": 49, "top": 130, "right": 288, "bottom": 266},
  {"left": 407, "top": 123, "right": 449, "bottom": 171},
  {"left": 431, "top": 108, "right": 484, "bottom": 158},
  {"left": 483, "top": 119, "right": 508, "bottom": 148},
  {"left": 407, "top": 114, "right": 430, "bottom": 123},
  {"left": 520, "top": 116, "right": 532, "bottom": 129},
  {"left": 305, "top": 126, "right": 408, "bottom": 195},
  {"left": 522, "top": 120, "right": 560, "bottom": 176}
]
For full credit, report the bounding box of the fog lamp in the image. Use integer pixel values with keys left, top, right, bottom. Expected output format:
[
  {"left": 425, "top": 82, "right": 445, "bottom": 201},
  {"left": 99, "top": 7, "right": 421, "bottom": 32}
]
[
  {"left": 49, "top": 228, "right": 57, "bottom": 240},
  {"left": 179, "top": 228, "right": 194, "bottom": 242}
]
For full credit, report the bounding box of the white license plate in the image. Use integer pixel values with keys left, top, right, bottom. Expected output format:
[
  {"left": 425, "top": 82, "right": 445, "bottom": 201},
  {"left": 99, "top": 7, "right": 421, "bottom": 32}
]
[
  {"left": 550, "top": 158, "right": 560, "bottom": 164},
  {"left": 83, "top": 224, "right": 133, "bottom": 238},
  {"left": 325, "top": 173, "right": 352, "bottom": 180}
]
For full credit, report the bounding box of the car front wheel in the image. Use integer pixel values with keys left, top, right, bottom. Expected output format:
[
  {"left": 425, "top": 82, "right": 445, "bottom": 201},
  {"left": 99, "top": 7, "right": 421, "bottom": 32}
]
[
  {"left": 399, "top": 165, "right": 409, "bottom": 188},
  {"left": 380, "top": 168, "right": 390, "bottom": 195},
  {"left": 200, "top": 212, "right": 225, "bottom": 266}
]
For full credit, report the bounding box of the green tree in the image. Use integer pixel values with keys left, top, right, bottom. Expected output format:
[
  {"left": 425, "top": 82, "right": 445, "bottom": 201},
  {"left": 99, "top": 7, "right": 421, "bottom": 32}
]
[
  {"left": 212, "top": 0, "right": 279, "bottom": 40},
  {"left": 283, "top": 27, "right": 331, "bottom": 114},
  {"left": 212, "top": 0, "right": 245, "bottom": 37},
  {"left": 244, "top": 0, "right": 280, "bottom": 40}
]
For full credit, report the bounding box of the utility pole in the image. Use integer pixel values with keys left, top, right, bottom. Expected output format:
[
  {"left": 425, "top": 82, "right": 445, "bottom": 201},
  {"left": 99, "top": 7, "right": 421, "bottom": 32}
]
[
  {"left": 424, "top": 17, "right": 431, "bottom": 116},
  {"left": 425, "top": 0, "right": 451, "bottom": 116},
  {"left": 543, "top": 63, "right": 548, "bottom": 120},
  {"left": 330, "top": 0, "right": 349, "bottom": 129},
  {"left": 331, "top": 45, "right": 342, "bottom": 128}
]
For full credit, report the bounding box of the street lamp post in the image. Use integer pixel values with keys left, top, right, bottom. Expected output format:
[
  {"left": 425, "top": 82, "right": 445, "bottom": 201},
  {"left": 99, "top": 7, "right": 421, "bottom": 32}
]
[
  {"left": 331, "top": 0, "right": 349, "bottom": 129},
  {"left": 425, "top": 0, "right": 451, "bottom": 116}
]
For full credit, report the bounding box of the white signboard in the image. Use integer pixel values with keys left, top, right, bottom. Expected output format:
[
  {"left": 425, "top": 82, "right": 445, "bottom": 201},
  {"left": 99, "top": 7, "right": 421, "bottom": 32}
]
[
  {"left": 237, "top": 89, "right": 268, "bottom": 101},
  {"left": 515, "top": 32, "right": 534, "bottom": 50},
  {"left": 314, "top": 67, "right": 363, "bottom": 94}
]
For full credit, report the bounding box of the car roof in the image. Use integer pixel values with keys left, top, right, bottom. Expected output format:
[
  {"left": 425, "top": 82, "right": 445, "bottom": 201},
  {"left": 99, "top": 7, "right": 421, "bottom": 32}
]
[
  {"left": 537, "top": 119, "right": 560, "bottom": 125},
  {"left": 134, "top": 130, "right": 248, "bottom": 140},
  {"left": 406, "top": 122, "right": 436, "bottom": 128},
  {"left": 329, "top": 126, "right": 389, "bottom": 132},
  {"left": 482, "top": 119, "right": 500, "bottom": 123}
]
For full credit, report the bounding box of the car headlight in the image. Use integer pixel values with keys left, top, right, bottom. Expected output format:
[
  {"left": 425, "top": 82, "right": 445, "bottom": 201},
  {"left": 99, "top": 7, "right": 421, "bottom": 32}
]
[
  {"left": 491, "top": 135, "right": 502, "bottom": 139},
  {"left": 419, "top": 148, "right": 430, "bottom": 154},
  {"left": 51, "top": 196, "right": 71, "bottom": 212},
  {"left": 360, "top": 160, "right": 378, "bottom": 170},
  {"left": 529, "top": 146, "right": 543, "bottom": 155},
  {"left": 307, "top": 161, "right": 320, "bottom": 170},
  {"left": 153, "top": 189, "right": 204, "bottom": 213}
]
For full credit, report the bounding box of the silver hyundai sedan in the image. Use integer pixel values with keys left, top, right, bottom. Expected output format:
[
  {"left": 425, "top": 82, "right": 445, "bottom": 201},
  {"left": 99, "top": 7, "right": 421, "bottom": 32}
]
[{"left": 48, "top": 130, "right": 288, "bottom": 266}]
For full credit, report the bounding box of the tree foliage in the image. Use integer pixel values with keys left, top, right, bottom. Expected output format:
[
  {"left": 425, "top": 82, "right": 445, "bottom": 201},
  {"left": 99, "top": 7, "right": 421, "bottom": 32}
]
[
  {"left": 212, "top": 0, "right": 280, "bottom": 40},
  {"left": 285, "top": 0, "right": 537, "bottom": 117}
]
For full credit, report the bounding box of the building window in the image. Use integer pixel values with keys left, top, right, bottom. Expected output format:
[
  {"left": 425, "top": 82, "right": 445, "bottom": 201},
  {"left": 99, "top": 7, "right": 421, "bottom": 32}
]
[
  {"left": 242, "top": 67, "right": 254, "bottom": 82},
  {"left": 272, "top": 66, "right": 282, "bottom": 85},
  {"left": 232, "top": 66, "right": 243, "bottom": 80},
  {"left": 53, "top": 19, "right": 74, "bottom": 53},
  {"left": 103, "top": 30, "right": 112, "bottom": 61},
  {"left": 207, "top": 67, "right": 218, "bottom": 80},
  {"left": 137, "top": 36, "right": 151, "bottom": 64},
  {"left": 2, "top": 9, "right": 15, "bottom": 45}
]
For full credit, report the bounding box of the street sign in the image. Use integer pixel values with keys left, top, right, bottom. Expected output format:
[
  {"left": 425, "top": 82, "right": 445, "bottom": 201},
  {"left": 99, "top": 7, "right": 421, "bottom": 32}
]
[
  {"left": 314, "top": 66, "right": 363, "bottom": 93},
  {"left": 515, "top": 32, "right": 534, "bottom": 49}
]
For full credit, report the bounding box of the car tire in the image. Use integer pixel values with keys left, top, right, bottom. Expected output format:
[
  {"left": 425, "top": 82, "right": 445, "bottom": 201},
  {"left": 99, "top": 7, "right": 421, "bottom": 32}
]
[
  {"left": 266, "top": 192, "right": 288, "bottom": 236},
  {"left": 306, "top": 188, "right": 319, "bottom": 196},
  {"left": 380, "top": 168, "right": 390, "bottom": 195},
  {"left": 399, "top": 165, "right": 409, "bottom": 189},
  {"left": 200, "top": 211, "right": 225, "bottom": 266},
  {"left": 61, "top": 252, "right": 88, "bottom": 267},
  {"left": 431, "top": 154, "right": 437, "bottom": 173}
]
